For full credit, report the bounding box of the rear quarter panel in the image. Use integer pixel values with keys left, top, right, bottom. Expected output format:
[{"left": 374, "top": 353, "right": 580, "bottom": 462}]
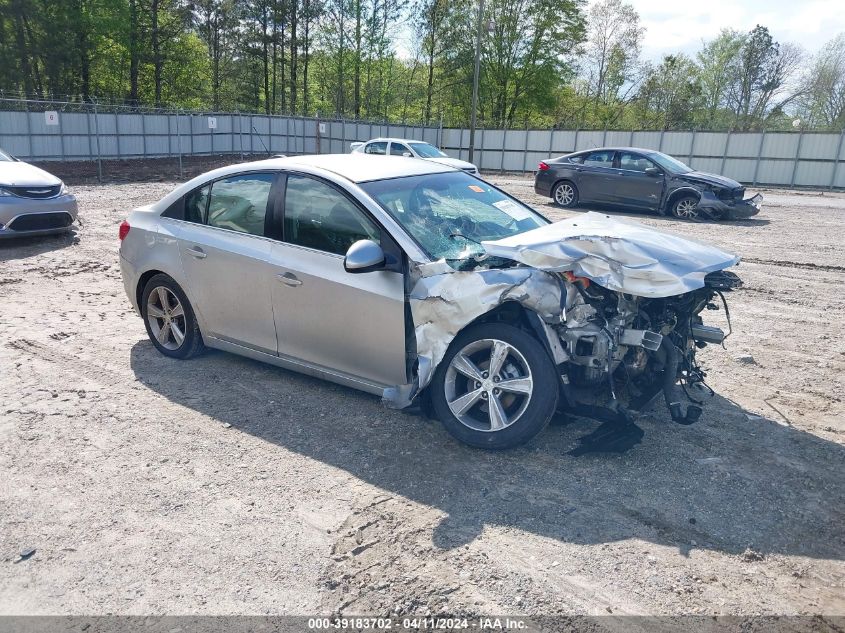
[{"left": 119, "top": 211, "right": 194, "bottom": 320}]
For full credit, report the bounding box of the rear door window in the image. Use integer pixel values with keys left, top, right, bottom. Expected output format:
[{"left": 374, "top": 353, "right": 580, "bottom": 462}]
[
  {"left": 390, "top": 143, "right": 410, "bottom": 156},
  {"left": 364, "top": 142, "right": 388, "bottom": 155},
  {"left": 184, "top": 185, "right": 210, "bottom": 223},
  {"left": 205, "top": 173, "right": 275, "bottom": 237},
  {"left": 618, "top": 152, "right": 654, "bottom": 172},
  {"left": 583, "top": 150, "right": 616, "bottom": 168}
]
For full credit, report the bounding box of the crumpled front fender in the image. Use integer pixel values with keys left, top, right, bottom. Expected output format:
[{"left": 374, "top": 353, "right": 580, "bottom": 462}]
[{"left": 383, "top": 262, "right": 564, "bottom": 408}]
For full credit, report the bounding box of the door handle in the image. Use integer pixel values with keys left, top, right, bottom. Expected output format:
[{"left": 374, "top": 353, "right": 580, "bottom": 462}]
[
  {"left": 277, "top": 272, "right": 302, "bottom": 287},
  {"left": 186, "top": 247, "right": 207, "bottom": 259}
]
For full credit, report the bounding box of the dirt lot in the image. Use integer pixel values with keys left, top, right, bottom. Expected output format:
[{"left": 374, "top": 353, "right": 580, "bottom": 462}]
[{"left": 1, "top": 161, "right": 844, "bottom": 621}]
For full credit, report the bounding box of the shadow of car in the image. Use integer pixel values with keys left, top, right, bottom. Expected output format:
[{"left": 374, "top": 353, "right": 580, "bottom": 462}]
[{"left": 129, "top": 339, "right": 844, "bottom": 559}]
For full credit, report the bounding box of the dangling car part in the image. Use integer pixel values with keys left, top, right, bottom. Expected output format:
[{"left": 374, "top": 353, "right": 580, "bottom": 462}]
[{"left": 119, "top": 155, "right": 741, "bottom": 450}]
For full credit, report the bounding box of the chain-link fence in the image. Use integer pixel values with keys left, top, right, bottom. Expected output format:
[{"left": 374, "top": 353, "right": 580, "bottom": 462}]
[{"left": 1, "top": 97, "right": 844, "bottom": 188}]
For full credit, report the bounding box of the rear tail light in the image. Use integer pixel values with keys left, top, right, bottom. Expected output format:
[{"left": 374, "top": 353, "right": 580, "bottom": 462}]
[
  {"left": 538, "top": 161, "right": 550, "bottom": 171},
  {"left": 119, "top": 220, "right": 130, "bottom": 241}
]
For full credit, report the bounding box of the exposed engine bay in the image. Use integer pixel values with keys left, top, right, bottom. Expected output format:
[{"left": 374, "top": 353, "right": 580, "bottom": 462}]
[
  {"left": 555, "top": 268, "right": 741, "bottom": 426},
  {"left": 403, "top": 212, "right": 744, "bottom": 448}
]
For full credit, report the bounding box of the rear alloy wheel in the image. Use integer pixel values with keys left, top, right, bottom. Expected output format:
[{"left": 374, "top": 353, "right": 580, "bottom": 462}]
[
  {"left": 431, "top": 323, "right": 558, "bottom": 449},
  {"left": 141, "top": 274, "right": 204, "bottom": 359},
  {"left": 671, "top": 195, "right": 700, "bottom": 220},
  {"left": 552, "top": 181, "right": 578, "bottom": 208}
]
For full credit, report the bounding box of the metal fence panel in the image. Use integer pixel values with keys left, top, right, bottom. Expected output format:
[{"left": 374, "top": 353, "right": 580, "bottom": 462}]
[
  {"left": 757, "top": 159, "right": 794, "bottom": 184},
  {"left": 723, "top": 158, "right": 757, "bottom": 183},
  {"left": 794, "top": 161, "right": 834, "bottom": 187},
  {"left": 2, "top": 100, "right": 844, "bottom": 187},
  {"left": 762, "top": 133, "right": 800, "bottom": 159},
  {"left": 632, "top": 131, "right": 662, "bottom": 149},
  {"left": 661, "top": 132, "right": 693, "bottom": 155},
  {"left": 728, "top": 133, "right": 761, "bottom": 157}
]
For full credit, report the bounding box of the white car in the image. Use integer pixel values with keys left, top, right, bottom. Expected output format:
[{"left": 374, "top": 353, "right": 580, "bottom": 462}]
[
  {"left": 0, "top": 148, "right": 78, "bottom": 238},
  {"left": 350, "top": 138, "right": 479, "bottom": 175}
]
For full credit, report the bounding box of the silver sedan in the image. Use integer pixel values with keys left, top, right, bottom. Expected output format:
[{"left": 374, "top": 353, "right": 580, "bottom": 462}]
[
  {"left": 0, "top": 148, "right": 78, "bottom": 238},
  {"left": 120, "top": 154, "right": 740, "bottom": 449}
]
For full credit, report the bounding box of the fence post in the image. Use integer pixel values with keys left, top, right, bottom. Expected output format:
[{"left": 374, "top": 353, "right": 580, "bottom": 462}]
[
  {"left": 688, "top": 129, "right": 696, "bottom": 166},
  {"left": 176, "top": 110, "right": 183, "bottom": 178},
  {"left": 316, "top": 112, "right": 321, "bottom": 154},
  {"left": 438, "top": 114, "right": 443, "bottom": 149},
  {"left": 189, "top": 113, "right": 195, "bottom": 156},
  {"left": 93, "top": 100, "right": 102, "bottom": 182},
  {"left": 658, "top": 128, "right": 665, "bottom": 152},
  {"left": 115, "top": 111, "right": 121, "bottom": 159},
  {"left": 752, "top": 130, "right": 766, "bottom": 186},
  {"left": 141, "top": 110, "right": 147, "bottom": 158},
  {"left": 573, "top": 128, "right": 580, "bottom": 152},
  {"left": 342, "top": 118, "right": 346, "bottom": 153},
  {"left": 790, "top": 129, "right": 804, "bottom": 187},
  {"left": 85, "top": 106, "right": 93, "bottom": 163},
  {"left": 522, "top": 122, "right": 529, "bottom": 174},
  {"left": 547, "top": 127, "right": 554, "bottom": 158},
  {"left": 720, "top": 129, "right": 731, "bottom": 175},
  {"left": 500, "top": 128, "right": 506, "bottom": 173},
  {"left": 237, "top": 111, "right": 244, "bottom": 160},
  {"left": 58, "top": 108, "right": 66, "bottom": 162},
  {"left": 602, "top": 126, "right": 608, "bottom": 147},
  {"left": 830, "top": 129, "right": 844, "bottom": 191},
  {"left": 23, "top": 100, "right": 32, "bottom": 159}
]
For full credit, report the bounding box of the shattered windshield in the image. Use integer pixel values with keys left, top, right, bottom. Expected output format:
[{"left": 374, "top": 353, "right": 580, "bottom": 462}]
[
  {"left": 361, "top": 172, "right": 548, "bottom": 261},
  {"left": 648, "top": 151, "right": 693, "bottom": 174}
]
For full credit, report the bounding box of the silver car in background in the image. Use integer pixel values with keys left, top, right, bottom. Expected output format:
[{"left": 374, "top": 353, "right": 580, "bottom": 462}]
[
  {"left": 0, "top": 148, "right": 78, "bottom": 238},
  {"left": 119, "top": 154, "right": 741, "bottom": 449}
]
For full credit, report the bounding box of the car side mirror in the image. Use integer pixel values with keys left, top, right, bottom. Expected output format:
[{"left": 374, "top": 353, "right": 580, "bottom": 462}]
[
  {"left": 402, "top": 152, "right": 412, "bottom": 157},
  {"left": 645, "top": 167, "right": 661, "bottom": 177},
  {"left": 344, "top": 239, "right": 385, "bottom": 273}
]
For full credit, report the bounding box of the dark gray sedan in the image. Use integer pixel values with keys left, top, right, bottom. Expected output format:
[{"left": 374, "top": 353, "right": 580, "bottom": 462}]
[{"left": 534, "top": 147, "right": 762, "bottom": 220}]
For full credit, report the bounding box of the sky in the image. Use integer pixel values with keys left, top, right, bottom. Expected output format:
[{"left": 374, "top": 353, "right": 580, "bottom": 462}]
[{"left": 623, "top": 0, "right": 845, "bottom": 61}]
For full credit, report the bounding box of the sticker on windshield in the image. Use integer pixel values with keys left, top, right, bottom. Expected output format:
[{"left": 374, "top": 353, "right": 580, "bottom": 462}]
[
  {"left": 468, "top": 185, "right": 485, "bottom": 193},
  {"left": 493, "top": 199, "right": 534, "bottom": 221}
]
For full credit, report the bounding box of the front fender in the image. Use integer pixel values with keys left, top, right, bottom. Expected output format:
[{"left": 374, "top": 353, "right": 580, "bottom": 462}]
[{"left": 407, "top": 264, "right": 564, "bottom": 396}]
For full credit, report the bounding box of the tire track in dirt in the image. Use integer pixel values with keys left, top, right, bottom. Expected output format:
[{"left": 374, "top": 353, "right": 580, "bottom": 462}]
[{"left": 741, "top": 258, "right": 845, "bottom": 273}]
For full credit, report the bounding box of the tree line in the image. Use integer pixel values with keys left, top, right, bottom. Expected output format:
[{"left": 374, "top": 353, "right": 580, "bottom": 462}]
[{"left": 0, "top": 0, "right": 843, "bottom": 130}]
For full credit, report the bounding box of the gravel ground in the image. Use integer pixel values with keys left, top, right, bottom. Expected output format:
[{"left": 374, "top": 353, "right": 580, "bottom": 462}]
[{"left": 1, "top": 162, "right": 844, "bottom": 620}]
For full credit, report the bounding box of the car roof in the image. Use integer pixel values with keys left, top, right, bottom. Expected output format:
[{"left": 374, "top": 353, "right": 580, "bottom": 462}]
[
  {"left": 570, "top": 147, "right": 662, "bottom": 155},
  {"left": 363, "top": 138, "right": 433, "bottom": 145},
  {"left": 271, "top": 153, "right": 454, "bottom": 182},
  {"left": 160, "top": 154, "right": 455, "bottom": 200}
]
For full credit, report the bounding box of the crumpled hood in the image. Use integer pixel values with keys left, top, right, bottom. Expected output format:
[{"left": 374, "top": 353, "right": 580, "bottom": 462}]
[
  {"left": 680, "top": 170, "right": 740, "bottom": 189},
  {"left": 426, "top": 156, "right": 478, "bottom": 171},
  {"left": 0, "top": 161, "right": 62, "bottom": 187},
  {"left": 481, "top": 212, "right": 739, "bottom": 298}
]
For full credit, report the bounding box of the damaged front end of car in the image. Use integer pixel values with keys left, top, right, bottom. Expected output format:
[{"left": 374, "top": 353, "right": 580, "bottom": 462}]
[{"left": 392, "top": 212, "right": 742, "bottom": 440}]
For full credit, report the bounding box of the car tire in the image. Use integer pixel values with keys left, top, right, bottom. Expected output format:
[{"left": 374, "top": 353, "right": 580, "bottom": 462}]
[
  {"left": 670, "top": 195, "right": 701, "bottom": 220},
  {"left": 141, "top": 274, "right": 204, "bottom": 359},
  {"left": 552, "top": 180, "right": 578, "bottom": 208},
  {"left": 430, "top": 323, "right": 558, "bottom": 449}
]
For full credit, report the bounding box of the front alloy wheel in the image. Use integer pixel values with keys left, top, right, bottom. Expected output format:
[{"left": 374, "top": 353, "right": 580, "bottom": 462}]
[
  {"left": 672, "top": 196, "right": 700, "bottom": 220},
  {"left": 431, "top": 323, "right": 558, "bottom": 449},
  {"left": 445, "top": 338, "right": 534, "bottom": 433}
]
